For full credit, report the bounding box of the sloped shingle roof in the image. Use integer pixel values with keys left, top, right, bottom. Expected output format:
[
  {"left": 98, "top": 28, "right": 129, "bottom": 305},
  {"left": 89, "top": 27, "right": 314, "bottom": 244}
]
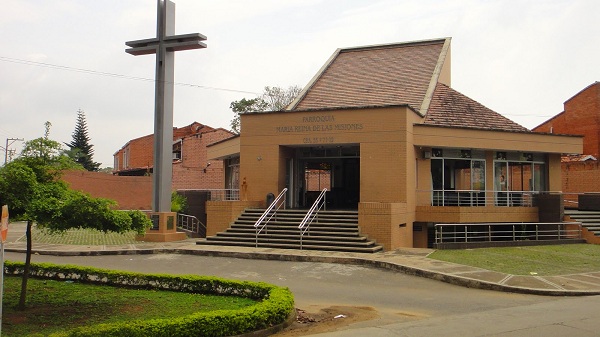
[
  {"left": 424, "top": 83, "right": 529, "bottom": 132},
  {"left": 293, "top": 39, "right": 446, "bottom": 112}
]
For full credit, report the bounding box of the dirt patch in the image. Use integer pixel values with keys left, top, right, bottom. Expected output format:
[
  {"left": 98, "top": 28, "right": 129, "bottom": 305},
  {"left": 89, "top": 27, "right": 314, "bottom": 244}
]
[{"left": 273, "top": 306, "right": 379, "bottom": 336}]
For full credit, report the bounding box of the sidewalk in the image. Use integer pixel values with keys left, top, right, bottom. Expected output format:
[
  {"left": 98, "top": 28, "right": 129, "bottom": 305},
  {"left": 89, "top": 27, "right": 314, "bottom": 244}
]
[{"left": 5, "top": 232, "right": 600, "bottom": 296}]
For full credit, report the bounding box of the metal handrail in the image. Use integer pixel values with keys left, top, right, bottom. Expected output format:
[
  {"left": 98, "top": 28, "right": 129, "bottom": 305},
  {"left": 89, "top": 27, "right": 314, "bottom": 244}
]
[
  {"left": 254, "top": 188, "right": 287, "bottom": 247},
  {"left": 177, "top": 213, "right": 206, "bottom": 236},
  {"left": 176, "top": 189, "right": 240, "bottom": 201},
  {"left": 434, "top": 222, "right": 582, "bottom": 245},
  {"left": 299, "top": 188, "right": 327, "bottom": 250},
  {"left": 416, "top": 189, "right": 564, "bottom": 207}
]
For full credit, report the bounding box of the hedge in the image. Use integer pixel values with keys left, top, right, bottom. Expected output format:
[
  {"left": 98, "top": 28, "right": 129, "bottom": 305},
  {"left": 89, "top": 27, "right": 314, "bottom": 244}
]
[{"left": 5, "top": 261, "right": 295, "bottom": 337}]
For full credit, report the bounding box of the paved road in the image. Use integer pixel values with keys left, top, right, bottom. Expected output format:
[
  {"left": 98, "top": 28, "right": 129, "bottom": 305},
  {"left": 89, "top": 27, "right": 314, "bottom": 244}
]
[
  {"left": 4, "top": 223, "right": 600, "bottom": 336},
  {"left": 8, "top": 251, "right": 598, "bottom": 336}
]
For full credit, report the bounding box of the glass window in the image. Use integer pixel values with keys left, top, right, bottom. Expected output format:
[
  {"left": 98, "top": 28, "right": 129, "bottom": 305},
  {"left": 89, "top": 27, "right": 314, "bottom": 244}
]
[
  {"left": 494, "top": 152, "right": 546, "bottom": 206},
  {"left": 430, "top": 156, "right": 485, "bottom": 206}
]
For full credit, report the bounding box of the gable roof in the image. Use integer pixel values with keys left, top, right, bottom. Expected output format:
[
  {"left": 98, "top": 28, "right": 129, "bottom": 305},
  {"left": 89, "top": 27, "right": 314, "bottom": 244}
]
[
  {"left": 290, "top": 38, "right": 450, "bottom": 113},
  {"left": 288, "top": 37, "right": 530, "bottom": 133},
  {"left": 424, "top": 83, "right": 529, "bottom": 132}
]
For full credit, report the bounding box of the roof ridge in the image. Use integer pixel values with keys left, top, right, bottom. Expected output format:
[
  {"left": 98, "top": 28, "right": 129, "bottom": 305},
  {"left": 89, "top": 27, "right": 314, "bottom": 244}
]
[{"left": 338, "top": 37, "right": 449, "bottom": 53}]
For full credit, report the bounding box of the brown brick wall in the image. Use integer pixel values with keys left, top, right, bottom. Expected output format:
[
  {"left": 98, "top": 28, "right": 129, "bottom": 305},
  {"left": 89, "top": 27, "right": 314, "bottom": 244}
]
[{"left": 62, "top": 170, "right": 152, "bottom": 210}]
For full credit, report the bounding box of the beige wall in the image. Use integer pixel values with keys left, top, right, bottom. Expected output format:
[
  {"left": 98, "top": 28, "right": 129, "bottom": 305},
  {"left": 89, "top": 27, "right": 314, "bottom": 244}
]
[
  {"left": 240, "top": 106, "right": 416, "bottom": 202},
  {"left": 239, "top": 106, "right": 420, "bottom": 250},
  {"left": 207, "top": 136, "right": 240, "bottom": 160},
  {"left": 548, "top": 153, "right": 563, "bottom": 191},
  {"left": 414, "top": 125, "right": 583, "bottom": 154},
  {"left": 206, "top": 200, "right": 261, "bottom": 236},
  {"left": 415, "top": 206, "right": 538, "bottom": 223}
]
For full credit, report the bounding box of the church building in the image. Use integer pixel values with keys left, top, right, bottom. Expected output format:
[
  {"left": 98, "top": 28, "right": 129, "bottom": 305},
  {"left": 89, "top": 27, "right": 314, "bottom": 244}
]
[{"left": 207, "top": 38, "right": 582, "bottom": 250}]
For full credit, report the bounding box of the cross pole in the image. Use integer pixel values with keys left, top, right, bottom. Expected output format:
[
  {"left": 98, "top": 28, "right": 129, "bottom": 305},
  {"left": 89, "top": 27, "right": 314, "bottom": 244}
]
[{"left": 126, "top": 0, "right": 206, "bottom": 213}]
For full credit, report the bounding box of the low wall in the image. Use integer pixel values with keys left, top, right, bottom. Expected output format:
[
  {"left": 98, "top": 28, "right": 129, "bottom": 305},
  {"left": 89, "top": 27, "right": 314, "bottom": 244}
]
[
  {"left": 62, "top": 170, "right": 152, "bottom": 210},
  {"left": 206, "top": 200, "right": 261, "bottom": 236},
  {"left": 415, "top": 206, "right": 539, "bottom": 223}
]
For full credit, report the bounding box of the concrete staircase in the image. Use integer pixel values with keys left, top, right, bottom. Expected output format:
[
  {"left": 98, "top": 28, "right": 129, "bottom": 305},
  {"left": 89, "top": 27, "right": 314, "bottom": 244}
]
[
  {"left": 565, "top": 209, "right": 600, "bottom": 237},
  {"left": 198, "top": 209, "right": 383, "bottom": 253}
]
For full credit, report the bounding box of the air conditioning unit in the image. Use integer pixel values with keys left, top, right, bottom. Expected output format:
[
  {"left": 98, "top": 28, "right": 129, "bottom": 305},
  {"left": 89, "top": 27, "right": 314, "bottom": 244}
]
[{"left": 172, "top": 152, "right": 181, "bottom": 160}]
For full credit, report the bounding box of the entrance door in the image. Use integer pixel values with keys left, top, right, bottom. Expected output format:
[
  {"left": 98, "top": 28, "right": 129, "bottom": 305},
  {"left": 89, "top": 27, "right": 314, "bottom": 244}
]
[{"left": 294, "top": 145, "right": 360, "bottom": 210}]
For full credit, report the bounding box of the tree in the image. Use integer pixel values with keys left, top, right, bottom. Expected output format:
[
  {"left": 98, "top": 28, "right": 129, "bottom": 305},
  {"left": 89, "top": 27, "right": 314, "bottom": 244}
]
[
  {"left": 0, "top": 122, "right": 151, "bottom": 309},
  {"left": 230, "top": 85, "right": 302, "bottom": 133},
  {"left": 65, "top": 109, "right": 100, "bottom": 171}
]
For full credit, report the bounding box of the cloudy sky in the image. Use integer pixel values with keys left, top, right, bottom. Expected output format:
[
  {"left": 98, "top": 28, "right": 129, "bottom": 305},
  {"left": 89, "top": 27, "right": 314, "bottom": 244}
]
[{"left": 1, "top": 0, "right": 598, "bottom": 167}]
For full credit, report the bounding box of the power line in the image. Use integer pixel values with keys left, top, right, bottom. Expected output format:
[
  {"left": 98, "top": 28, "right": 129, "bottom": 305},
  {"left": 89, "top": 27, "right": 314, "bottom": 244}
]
[{"left": 0, "top": 56, "right": 260, "bottom": 95}]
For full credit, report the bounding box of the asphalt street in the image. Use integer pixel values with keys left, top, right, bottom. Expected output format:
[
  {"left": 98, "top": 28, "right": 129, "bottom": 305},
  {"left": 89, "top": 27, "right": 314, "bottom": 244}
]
[{"left": 7, "top": 251, "right": 591, "bottom": 336}]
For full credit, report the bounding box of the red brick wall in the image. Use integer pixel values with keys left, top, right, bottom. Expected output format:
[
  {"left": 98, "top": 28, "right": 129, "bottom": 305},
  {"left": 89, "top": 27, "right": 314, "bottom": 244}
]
[
  {"left": 562, "top": 161, "right": 600, "bottom": 193},
  {"left": 534, "top": 82, "right": 600, "bottom": 157},
  {"left": 62, "top": 170, "right": 152, "bottom": 210},
  {"left": 113, "top": 122, "right": 235, "bottom": 190},
  {"left": 172, "top": 129, "right": 232, "bottom": 190}
]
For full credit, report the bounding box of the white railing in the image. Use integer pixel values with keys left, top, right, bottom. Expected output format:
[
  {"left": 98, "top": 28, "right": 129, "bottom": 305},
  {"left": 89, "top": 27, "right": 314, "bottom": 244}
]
[
  {"left": 299, "top": 188, "right": 327, "bottom": 250},
  {"left": 562, "top": 192, "right": 581, "bottom": 209},
  {"left": 416, "top": 190, "right": 562, "bottom": 207},
  {"left": 435, "top": 222, "right": 582, "bottom": 245},
  {"left": 177, "top": 189, "right": 240, "bottom": 201},
  {"left": 177, "top": 213, "right": 205, "bottom": 236},
  {"left": 254, "top": 188, "right": 287, "bottom": 247}
]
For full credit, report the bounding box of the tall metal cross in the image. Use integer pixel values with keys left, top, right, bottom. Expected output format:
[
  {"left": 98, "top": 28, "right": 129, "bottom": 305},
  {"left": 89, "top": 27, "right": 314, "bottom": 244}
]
[{"left": 126, "top": 0, "right": 206, "bottom": 213}]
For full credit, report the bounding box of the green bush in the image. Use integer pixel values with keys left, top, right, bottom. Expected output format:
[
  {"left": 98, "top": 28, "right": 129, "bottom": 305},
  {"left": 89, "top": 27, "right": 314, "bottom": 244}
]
[
  {"left": 171, "top": 192, "right": 187, "bottom": 213},
  {"left": 5, "top": 261, "right": 294, "bottom": 337}
]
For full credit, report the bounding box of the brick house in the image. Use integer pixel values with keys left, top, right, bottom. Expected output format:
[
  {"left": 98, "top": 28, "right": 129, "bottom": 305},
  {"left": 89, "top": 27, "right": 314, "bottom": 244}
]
[
  {"left": 113, "top": 122, "right": 235, "bottom": 190},
  {"left": 533, "top": 82, "right": 600, "bottom": 202}
]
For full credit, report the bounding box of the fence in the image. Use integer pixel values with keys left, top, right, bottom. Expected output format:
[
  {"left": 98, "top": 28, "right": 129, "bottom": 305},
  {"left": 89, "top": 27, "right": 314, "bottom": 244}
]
[
  {"left": 434, "top": 222, "right": 583, "bottom": 249},
  {"left": 416, "top": 190, "right": 566, "bottom": 207}
]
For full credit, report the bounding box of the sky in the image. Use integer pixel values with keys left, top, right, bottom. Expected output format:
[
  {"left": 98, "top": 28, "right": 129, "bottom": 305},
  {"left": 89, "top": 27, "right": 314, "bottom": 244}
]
[{"left": 1, "top": 0, "right": 599, "bottom": 167}]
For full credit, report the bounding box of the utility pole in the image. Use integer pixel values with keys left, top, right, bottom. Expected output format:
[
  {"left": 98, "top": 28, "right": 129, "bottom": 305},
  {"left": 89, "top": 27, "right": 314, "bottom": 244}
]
[{"left": 4, "top": 138, "right": 24, "bottom": 165}]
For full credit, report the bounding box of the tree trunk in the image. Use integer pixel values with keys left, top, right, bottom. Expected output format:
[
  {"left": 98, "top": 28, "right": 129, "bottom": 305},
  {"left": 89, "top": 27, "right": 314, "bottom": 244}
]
[{"left": 17, "top": 220, "right": 32, "bottom": 310}]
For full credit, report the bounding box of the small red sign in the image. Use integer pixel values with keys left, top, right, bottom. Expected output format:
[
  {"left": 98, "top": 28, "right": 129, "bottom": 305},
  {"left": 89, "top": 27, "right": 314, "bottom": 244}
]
[{"left": 1, "top": 205, "right": 8, "bottom": 243}]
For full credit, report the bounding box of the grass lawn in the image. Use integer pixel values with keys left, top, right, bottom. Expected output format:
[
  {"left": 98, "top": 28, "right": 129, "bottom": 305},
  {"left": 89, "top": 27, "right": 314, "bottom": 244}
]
[
  {"left": 428, "top": 244, "right": 600, "bottom": 276},
  {"left": 2, "top": 276, "right": 257, "bottom": 336},
  {"left": 17, "top": 226, "right": 140, "bottom": 245}
]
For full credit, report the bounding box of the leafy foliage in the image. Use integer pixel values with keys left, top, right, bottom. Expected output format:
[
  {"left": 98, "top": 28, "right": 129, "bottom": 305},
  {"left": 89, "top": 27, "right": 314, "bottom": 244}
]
[
  {"left": 230, "top": 85, "right": 302, "bottom": 133},
  {"left": 0, "top": 161, "right": 38, "bottom": 216},
  {"left": 0, "top": 123, "right": 152, "bottom": 308},
  {"left": 65, "top": 109, "right": 101, "bottom": 171},
  {"left": 4, "top": 262, "right": 295, "bottom": 337},
  {"left": 171, "top": 191, "right": 188, "bottom": 213}
]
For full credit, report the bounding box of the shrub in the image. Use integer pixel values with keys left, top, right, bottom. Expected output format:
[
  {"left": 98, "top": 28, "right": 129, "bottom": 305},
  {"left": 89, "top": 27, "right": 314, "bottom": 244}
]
[{"left": 5, "top": 261, "right": 294, "bottom": 337}]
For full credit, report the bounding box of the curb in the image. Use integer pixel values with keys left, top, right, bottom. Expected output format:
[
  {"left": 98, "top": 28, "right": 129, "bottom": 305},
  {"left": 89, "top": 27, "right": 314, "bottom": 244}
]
[{"left": 6, "top": 246, "right": 600, "bottom": 297}]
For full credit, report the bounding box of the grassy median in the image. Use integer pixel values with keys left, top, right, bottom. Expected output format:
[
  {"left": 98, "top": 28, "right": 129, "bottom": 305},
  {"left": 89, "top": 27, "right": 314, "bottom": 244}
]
[
  {"left": 2, "top": 276, "right": 257, "bottom": 336},
  {"left": 428, "top": 244, "right": 600, "bottom": 276}
]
